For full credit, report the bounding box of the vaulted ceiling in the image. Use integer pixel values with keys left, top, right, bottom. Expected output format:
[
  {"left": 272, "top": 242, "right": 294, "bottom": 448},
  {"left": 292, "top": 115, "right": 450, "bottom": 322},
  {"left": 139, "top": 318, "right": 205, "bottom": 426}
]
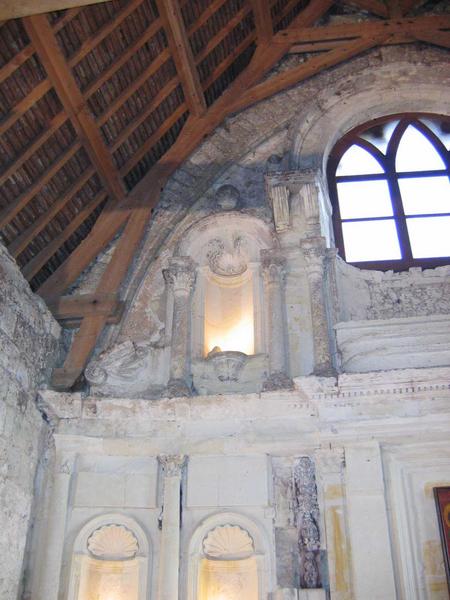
[{"left": 0, "top": 0, "right": 448, "bottom": 388}]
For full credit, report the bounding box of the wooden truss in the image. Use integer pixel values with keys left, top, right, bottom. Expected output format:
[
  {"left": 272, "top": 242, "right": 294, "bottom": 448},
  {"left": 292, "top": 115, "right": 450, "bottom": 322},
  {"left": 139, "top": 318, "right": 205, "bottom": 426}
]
[{"left": 1, "top": 0, "right": 448, "bottom": 388}]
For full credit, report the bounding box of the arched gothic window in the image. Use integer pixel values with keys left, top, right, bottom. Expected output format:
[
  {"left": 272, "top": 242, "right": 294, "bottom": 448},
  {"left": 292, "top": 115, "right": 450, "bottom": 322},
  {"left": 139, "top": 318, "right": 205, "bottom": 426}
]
[{"left": 327, "top": 114, "right": 450, "bottom": 270}]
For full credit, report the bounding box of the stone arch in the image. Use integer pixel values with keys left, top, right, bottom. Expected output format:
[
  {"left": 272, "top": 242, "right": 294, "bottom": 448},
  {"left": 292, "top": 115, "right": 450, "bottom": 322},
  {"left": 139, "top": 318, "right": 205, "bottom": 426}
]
[{"left": 186, "top": 511, "right": 273, "bottom": 600}]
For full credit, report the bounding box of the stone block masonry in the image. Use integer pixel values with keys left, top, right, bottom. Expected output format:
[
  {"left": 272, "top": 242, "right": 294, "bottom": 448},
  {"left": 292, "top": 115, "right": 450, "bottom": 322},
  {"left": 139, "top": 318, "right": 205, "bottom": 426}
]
[{"left": 0, "top": 242, "right": 60, "bottom": 600}]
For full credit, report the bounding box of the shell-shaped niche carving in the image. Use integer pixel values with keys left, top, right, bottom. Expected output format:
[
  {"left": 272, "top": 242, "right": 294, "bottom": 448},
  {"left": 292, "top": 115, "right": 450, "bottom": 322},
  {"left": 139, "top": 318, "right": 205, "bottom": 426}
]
[
  {"left": 87, "top": 524, "right": 139, "bottom": 560},
  {"left": 203, "top": 525, "right": 254, "bottom": 559}
]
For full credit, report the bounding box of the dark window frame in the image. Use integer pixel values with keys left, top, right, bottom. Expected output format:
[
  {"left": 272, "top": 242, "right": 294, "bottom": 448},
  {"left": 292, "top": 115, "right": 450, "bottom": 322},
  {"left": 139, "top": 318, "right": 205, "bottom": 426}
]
[{"left": 327, "top": 113, "right": 450, "bottom": 271}]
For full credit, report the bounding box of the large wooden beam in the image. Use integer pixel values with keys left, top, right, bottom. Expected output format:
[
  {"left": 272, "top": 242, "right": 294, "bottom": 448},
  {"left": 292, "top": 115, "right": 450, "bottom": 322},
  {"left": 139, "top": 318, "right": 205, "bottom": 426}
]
[
  {"left": 250, "top": 0, "right": 273, "bottom": 44},
  {"left": 47, "top": 292, "right": 124, "bottom": 327},
  {"left": 0, "top": 0, "right": 111, "bottom": 20},
  {"left": 156, "top": 0, "right": 206, "bottom": 116},
  {"left": 23, "top": 14, "right": 126, "bottom": 203},
  {"left": 36, "top": 0, "right": 336, "bottom": 301}
]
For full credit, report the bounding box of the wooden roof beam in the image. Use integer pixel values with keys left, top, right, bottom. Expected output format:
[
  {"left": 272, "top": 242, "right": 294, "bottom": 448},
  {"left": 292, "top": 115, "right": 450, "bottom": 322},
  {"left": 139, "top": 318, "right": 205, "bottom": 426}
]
[
  {"left": 0, "top": 111, "right": 68, "bottom": 188},
  {"left": 23, "top": 190, "right": 107, "bottom": 281},
  {"left": 0, "top": 44, "right": 35, "bottom": 85},
  {"left": 37, "top": 0, "right": 335, "bottom": 300},
  {"left": 273, "top": 14, "right": 450, "bottom": 44},
  {"left": 8, "top": 166, "right": 95, "bottom": 257},
  {"left": 0, "top": 78, "right": 51, "bottom": 136},
  {"left": 0, "top": 0, "right": 112, "bottom": 20},
  {"left": 0, "top": 140, "right": 81, "bottom": 229},
  {"left": 24, "top": 14, "right": 126, "bottom": 202},
  {"left": 67, "top": 0, "right": 143, "bottom": 68},
  {"left": 250, "top": 0, "right": 273, "bottom": 44},
  {"left": 156, "top": 0, "right": 206, "bottom": 116}
]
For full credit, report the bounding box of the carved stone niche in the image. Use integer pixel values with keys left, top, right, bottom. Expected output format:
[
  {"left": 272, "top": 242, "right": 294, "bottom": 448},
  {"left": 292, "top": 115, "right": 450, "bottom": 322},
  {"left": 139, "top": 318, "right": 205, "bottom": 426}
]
[{"left": 175, "top": 211, "right": 282, "bottom": 395}]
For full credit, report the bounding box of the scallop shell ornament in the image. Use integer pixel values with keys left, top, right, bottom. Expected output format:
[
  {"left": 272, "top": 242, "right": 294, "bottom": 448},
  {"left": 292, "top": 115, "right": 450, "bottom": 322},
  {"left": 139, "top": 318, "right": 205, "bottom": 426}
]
[
  {"left": 203, "top": 525, "right": 254, "bottom": 559},
  {"left": 87, "top": 524, "right": 139, "bottom": 560}
]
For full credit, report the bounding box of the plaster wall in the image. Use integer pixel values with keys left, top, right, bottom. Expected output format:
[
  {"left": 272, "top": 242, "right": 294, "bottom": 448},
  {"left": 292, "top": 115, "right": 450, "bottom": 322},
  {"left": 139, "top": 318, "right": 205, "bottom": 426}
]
[{"left": 0, "top": 243, "right": 60, "bottom": 599}]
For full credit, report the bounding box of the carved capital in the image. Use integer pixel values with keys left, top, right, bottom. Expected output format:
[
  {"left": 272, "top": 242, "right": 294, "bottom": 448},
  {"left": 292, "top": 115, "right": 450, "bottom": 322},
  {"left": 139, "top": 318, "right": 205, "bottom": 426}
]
[
  {"left": 163, "top": 256, "right": 196, "bottom": 295},
  {"left": 158, "top": 454, "right": 187, "bottom": 477},
  {"left": 301, "top": 238, "right": 327, "bottom": 277},
  {"left": 261, "top": 249, "right": 287, "bottom": 284}
]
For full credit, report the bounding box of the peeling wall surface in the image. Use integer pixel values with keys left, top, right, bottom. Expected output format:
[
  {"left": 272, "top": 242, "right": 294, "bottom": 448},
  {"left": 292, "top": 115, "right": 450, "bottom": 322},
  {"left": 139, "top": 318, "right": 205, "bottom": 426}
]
[
  {"left": 0, "top": 243, "right": 60, "bottom": 600},
  {"left": 2, "top": 45, "right": 450, "bottom": 600}
]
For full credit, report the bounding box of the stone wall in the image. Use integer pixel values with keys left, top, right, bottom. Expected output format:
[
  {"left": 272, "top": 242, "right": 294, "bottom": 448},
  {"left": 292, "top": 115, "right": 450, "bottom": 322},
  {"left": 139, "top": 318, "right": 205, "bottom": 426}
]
[{"left": 0, "top": 243, "right": 60, "bottom": 599}]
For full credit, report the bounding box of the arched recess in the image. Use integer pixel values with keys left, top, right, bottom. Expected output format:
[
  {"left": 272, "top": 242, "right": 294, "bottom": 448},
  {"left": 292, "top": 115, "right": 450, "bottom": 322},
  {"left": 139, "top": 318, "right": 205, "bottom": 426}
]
[
  {"left": 186, "top": 512, "right": 273, "bottom": 600},
  {"left": 67, "top": 513, "right": 150, "bottom": 600}
]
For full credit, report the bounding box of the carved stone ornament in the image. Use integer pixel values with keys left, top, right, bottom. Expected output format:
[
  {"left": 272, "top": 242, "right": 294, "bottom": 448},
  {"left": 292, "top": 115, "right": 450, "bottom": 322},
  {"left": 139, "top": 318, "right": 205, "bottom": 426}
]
[
  {"left": 215, "top": 184, "right": 240, "bottom": 210},
  {"left": 203, "top": 525, "right": 254, "bottom": 559},
  {"left": 207, "top": 349, "right": 248, "bottom": 381},
  {"left": 87, "top": 524, "right": 139, "bottom": 560},
  {"left": 207, "top": 235, "right": 248, "bottom": 276},
  {"left": 260, "top": 249, "right": 287, "bottom": 285},
  {"left": 293, "top": 456, "right": 322, "bottom": 589},
  {"left": 163, "top": 256, "right": 196, "bottom": 294},
  {"left": 158, "top": 454, "right": 187, "bottom": 477}
]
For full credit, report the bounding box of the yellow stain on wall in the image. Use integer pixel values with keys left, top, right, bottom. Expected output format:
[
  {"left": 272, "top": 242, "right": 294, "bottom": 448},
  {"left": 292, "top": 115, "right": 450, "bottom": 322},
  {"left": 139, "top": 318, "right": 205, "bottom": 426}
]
[
  {"left": 331, "top": 505, "right": 350, "bottom": 596},
  {"left": 325, "top": 484, "right": 344, "bottom": 501}
]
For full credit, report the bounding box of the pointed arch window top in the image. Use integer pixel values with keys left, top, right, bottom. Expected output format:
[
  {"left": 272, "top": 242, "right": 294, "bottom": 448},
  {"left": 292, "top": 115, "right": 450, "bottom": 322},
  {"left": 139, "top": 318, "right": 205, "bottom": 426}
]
[
  {"left": 337, "top": 144, "right": 384, "bottom": 176},
  {"left": 328, "top": 113, "right": 450, "bottom": 271},
  {"left": 396, "top": 125, "right": 446, "bottom": 172}
]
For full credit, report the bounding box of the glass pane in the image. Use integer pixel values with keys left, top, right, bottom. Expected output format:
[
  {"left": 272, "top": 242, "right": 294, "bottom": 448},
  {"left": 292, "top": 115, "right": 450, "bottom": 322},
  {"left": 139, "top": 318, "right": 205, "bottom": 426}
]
[
  {"left": 419, "top": 118, "right": 450, "bottom": 151},
  {"left": 337, "top": 180, "right": 392, "bottom": 219},
  {"left": 342, "top": 220, "right": 401, "bottom": 262},
  {"left": 407, "top": 216, "right": 450, "bottom": 258},
  {"left": 360, "top": 119, "right": 399, "bottom": 154},
  {"left": 336, "top": 144, "right": 384, "bottom": 176},
  {"left": 399, "top": 176, "right": 450, "bottom": 215},
  {"left": 396, "top": 125, "right": 446, "bottom": 172}
]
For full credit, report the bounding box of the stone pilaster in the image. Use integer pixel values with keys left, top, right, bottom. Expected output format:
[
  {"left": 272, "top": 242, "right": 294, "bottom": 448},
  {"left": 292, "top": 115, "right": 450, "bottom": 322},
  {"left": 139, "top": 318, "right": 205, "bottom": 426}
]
[
  {"left": 268, "top": 184, "right": 290, "bottom": 232},
  {"left": 163, "top": 257, "right": 196, "bottom": 397},
  {"left": 261, "top": 249, "right": 293, "bottom": 390},
  {"left": 299, "top": 170, "right": 324, "bottom": 238},
  {"left": 157, "top": 455, "right": 187, "bottom": 600},
  {"left": 301, "top": 238, "right": 333, "bottom": 376},
  {"left": 36, "top": 452, "right": 75, "bottom": 600}
]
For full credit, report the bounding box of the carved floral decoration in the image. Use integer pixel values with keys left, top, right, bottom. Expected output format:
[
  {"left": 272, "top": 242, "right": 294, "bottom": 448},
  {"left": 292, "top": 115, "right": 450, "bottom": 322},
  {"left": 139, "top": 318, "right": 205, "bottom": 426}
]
[
  {"left": 207, "top": 236, "right": 248, "bottom": 277},
  {"left": 203, "top": 525, "right": 254, "bottom": 559}
]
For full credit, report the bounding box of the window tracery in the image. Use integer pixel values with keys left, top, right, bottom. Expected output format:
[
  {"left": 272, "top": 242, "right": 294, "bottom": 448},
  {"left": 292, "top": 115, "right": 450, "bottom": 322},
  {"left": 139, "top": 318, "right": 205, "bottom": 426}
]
[{"left": 328, "top": 114, "right": 450, "bottom": 270}]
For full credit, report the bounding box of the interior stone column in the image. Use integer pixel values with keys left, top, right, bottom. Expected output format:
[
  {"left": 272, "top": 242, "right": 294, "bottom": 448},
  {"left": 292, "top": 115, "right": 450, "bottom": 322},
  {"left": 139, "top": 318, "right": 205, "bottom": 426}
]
[
  {"left": 157, "top": 455, "right": 186, "bottom": 600},
  {"left": 345, "top": 442, "right": 396, "bottom": 600},
  {"left": 36, "top": 451, "right": 75, "bottom": 600},
  {"left": 163, "top": 257, "right": 196, "bottom": 397},
  {"left": 261, "top": 249, "right": 293, "bottom": 390},
  {"left": 301, "top": 238, "right": 333, "bottom": 376}
]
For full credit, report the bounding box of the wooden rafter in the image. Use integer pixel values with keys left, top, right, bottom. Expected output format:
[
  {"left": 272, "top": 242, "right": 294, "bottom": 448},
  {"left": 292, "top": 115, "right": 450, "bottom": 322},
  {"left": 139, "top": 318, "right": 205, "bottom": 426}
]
[
  {"left": 8, "top": 166, "right": 96, "bottom": 258},
  {"left": 0, "top": 78, "right": 51, "bottom": 136},
  {"left": 0, "top": 141, "right": 82, "bottom": 229},
  {"left": 67, "top": 0, "right": 143, "bottom": 68},
  {"left": 22, "top": 191, "right": 108, "bottom": 281},
  {"left": 0, "top": 44, "right": 35, "bottom": 84},
  {"left": 0, "top": 0, "right": 111, "bottom": 20},
  {"left": 82, "top": 17, "right": 164, "bottom": 97},
  {"left": 25, "top": 0, "right": 450, "bottom": 390},
  {"left": 0, "top": 112, "right": 68, "bottom": 188},
  {"left": 414, "top": 31, "right": 450, "bottom": 49},
  {"left": 24, "top": 14, "right": 126, "bottom": 203},
  {"left": 156, "top": 0, "right": 206, "bottom": 116},
  {"left": 250, "top": 0, "right": 273, "bottom": 44},
  {"left": 47, "top": 293, "right": 124, "bottom": 327}
]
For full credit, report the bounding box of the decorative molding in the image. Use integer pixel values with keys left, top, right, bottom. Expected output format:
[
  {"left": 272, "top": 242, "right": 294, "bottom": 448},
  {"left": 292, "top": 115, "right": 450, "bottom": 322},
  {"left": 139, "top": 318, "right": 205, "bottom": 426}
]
[
  {"left": 206, "top": 350, "right": 248, "bottom": 381},
  {"left": 203, "top": 525, "right": 254, "bottom": 559},
  {"left": 261, "top": 249, "right": 287, "bottom": 285},
  {"left": 87, "top": 524, "right": 139, "bottom": 560}
]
